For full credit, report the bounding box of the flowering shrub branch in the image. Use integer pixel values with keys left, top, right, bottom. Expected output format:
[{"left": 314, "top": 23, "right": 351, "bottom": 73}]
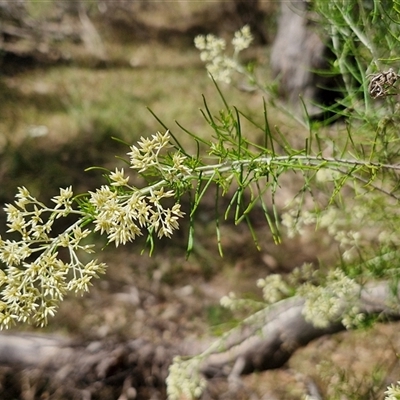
[
  {"left": 0, "top": 131, "right": 188, "bottom": 329},
  {"left": 3, "top": 112, "right": 399, "bottom": 331}
]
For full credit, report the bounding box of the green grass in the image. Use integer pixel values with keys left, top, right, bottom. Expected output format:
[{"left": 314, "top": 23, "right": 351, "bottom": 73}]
[
  {"left": 2, "top": 57, "right": 266, "bottom": 142},
  {"left": 0, "top": 44, "right": 268, "bottom": 204}
]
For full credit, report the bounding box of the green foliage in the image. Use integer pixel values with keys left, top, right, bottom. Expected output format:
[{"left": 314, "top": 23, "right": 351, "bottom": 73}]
[{"left": 317, "top": 359, "right": 388, "bottom": 399}]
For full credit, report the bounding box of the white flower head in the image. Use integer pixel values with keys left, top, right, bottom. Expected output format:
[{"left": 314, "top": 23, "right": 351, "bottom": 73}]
[
  {"left": 109, "top": 168, "right": 130, "bottom": 187},
  {"left": 385, "top": 381, "right": 400, "bottom": 400},
  {"left": 195, "top": 26, "right": 252, "bottom": 84},
  {"left": 166, "top": 356, "right": 206, "bottom": 400},
  {"left": 128, "top": 130, "right": 172, "bottom": 173},
  {"left": 220, "top": 291, "right": 237, "bottom": 310},
  {"left": 299, "top": 269, "right": 360, "bottom": 329},
  {"left": 232, "top": 25, "right": 254, "bottom": 53},
  {"left": 194, "top": 33, "right": 226, "bottom": 60},
  {"left": 257, "top": 274, "right": 291, "bottom": 304}
]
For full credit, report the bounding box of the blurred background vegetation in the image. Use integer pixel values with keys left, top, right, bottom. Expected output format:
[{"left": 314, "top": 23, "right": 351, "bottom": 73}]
[{"left": 0, "top": 0, "right": 277, "bottom": 200}]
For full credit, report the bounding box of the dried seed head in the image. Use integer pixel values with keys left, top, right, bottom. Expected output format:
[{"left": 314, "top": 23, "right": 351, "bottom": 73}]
[{"left": 368, "top": 68, "right": 400, "bottom": 99}]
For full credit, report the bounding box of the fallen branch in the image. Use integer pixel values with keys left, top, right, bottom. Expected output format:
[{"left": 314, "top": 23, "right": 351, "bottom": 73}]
[
  {"left": 200, "top": 281, "right": 400, "bottom": 379},
  {"left": 0, "top": 281, "right": 398, "bottom": 398}
]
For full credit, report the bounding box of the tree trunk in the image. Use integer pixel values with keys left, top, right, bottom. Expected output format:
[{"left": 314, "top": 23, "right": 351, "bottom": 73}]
[{"left": 270, "top": 0, "right": 338, "bottom": 117}]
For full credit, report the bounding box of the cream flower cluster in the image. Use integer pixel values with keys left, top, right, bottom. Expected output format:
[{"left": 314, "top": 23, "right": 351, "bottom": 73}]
[
  {"left": 385, "top": 381, "right": 400, "bottom": 400},
  {"left": 90, "top": 185, "right": 184, "bottom": 244},
  {"left": 257, "top": 274, "right": 292, "bottom": 304},
  {"left": 128, "top": 130, "right": 172, "bottom": 172},
  {"left": 281, "top": 200, "right": 385, "bottom": 262},
  {"left": 166, "top": 356, "right": 207, "bottom": 400},
  {"left": 281, "top": 199, "right": 316, "bottom": 239},
  {"left": 0, "top": 186, "right": 106, "bottom": 328},
  {"left": 298, "top": 269, "right": 364, "bottom": 329},
  {"left": 128, "top": 131, "right": 191, "bottom": 181},
  {"left": 0, "top": 130, "right": 188, "bottom": 328},
  {"left": 194, "top": 25, "right": 254, "bottom": 84},
  {"left": 90, "top": 131, "right": 187, "bottom": 244}
]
